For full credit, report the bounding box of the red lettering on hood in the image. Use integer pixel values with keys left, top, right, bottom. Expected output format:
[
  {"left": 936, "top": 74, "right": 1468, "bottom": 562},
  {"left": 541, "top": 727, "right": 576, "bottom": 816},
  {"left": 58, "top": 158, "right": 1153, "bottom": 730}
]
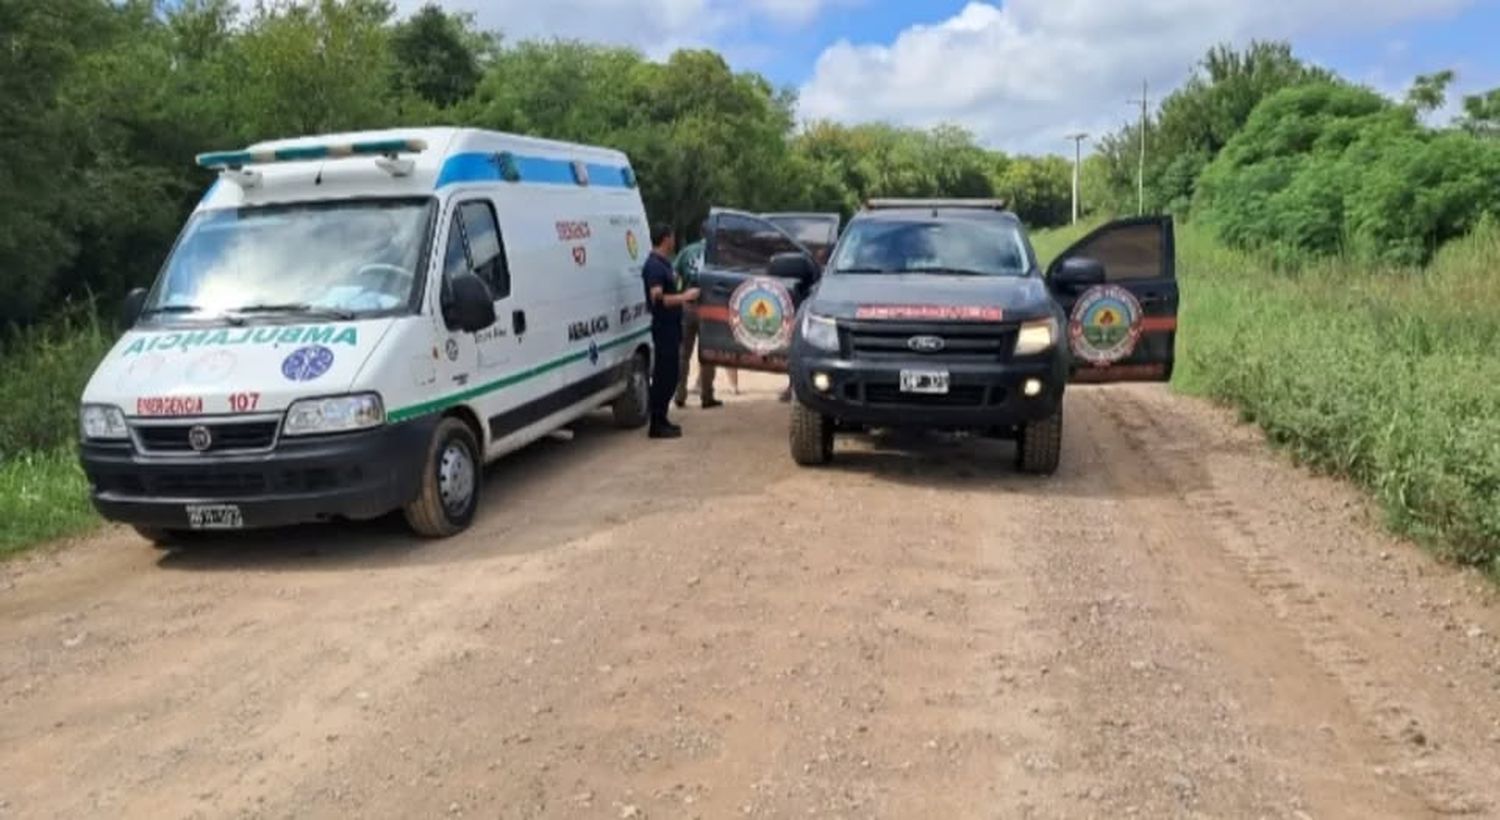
[
  {"left": 136, "top": 396, "right": 205, "bottom": 417},
  {"left": 854, "top": 305, "right": 1003, "bottom": 322}
]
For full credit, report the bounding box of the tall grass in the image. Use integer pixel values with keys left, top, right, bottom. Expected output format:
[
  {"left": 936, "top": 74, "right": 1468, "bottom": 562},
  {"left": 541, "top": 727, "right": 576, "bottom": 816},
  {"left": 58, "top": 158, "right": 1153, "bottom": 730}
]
[
  {"left": 1035, "top": 217, "right": 1500, "bottom": 570},
  {"left": 1175, "top": 223, "right": 1499, "bottom": 568},
  {"left": 0, "top": 305, "right": 116, "bottom": 553}
]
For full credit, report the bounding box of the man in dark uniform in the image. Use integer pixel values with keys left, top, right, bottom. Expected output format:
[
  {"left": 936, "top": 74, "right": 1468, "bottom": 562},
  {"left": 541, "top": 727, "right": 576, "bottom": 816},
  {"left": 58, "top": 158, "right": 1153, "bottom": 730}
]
[{"left": 641, "top": 224, "right": 700, "bottom": 439}]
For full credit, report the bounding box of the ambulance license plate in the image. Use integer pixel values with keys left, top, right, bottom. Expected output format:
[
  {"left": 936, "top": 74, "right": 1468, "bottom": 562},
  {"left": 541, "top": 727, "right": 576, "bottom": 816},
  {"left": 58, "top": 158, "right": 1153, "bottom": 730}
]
[
  {"left": 186, "top": 504, "right": 243, "bottom": 530},
  {"left": 899, "top": 369, "right": 950, "bottom": 395}
]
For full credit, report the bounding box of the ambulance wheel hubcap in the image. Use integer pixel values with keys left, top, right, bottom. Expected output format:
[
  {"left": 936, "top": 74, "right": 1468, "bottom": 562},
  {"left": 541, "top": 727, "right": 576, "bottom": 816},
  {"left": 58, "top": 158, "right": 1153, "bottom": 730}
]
[{"left": 438, "top": 443, "right": 475, "bottom": 515}]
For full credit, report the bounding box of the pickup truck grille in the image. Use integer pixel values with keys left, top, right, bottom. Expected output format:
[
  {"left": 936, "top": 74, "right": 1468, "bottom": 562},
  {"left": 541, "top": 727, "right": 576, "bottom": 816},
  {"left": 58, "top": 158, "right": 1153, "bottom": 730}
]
[{"left": 844, "top": 321, "right": 1017, "bottom": 362}]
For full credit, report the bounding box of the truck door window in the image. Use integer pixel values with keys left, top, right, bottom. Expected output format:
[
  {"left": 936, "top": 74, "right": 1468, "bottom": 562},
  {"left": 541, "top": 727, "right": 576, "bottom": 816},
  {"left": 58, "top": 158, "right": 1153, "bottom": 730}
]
[
  {"left": 458, "top": 201, "right": 511, "bottom": 299},
  {"left": 712, "top": 213, "right": 803, "bottom": 271},
  {"left": 1057, "top": 222, "right": 1163, "bottom": 281}
]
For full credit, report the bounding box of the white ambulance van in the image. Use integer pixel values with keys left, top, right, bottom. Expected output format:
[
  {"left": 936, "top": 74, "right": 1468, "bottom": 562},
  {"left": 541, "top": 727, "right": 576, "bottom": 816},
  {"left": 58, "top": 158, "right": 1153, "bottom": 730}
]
[{"left": 78, "top": 128, "right": 655, "bottom": 542}]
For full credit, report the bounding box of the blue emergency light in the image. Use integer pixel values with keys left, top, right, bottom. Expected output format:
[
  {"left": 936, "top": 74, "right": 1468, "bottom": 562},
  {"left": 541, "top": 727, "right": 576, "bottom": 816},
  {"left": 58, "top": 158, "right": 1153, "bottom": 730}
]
[{"left": 195, "top": 138, "right": 428, "bottom": 170}]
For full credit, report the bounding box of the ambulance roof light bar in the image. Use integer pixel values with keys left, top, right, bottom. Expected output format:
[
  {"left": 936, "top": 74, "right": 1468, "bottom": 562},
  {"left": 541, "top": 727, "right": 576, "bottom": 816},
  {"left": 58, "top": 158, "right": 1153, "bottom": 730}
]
[{"left": 195, "top": 138, "right": 429, "bottom": 183}]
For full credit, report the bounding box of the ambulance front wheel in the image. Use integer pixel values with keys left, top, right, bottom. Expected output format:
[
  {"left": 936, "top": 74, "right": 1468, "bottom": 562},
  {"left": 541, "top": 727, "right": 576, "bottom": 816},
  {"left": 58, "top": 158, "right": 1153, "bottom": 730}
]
[{"left": 404, "top": 417, "right": 482, "bottom": 538}]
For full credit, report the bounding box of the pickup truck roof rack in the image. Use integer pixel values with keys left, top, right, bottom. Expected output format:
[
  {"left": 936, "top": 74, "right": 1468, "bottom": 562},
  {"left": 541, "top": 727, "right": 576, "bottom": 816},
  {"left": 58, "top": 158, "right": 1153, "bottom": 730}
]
[{"left": 864, "top": 198, "right": 1009, "bottom": 211}]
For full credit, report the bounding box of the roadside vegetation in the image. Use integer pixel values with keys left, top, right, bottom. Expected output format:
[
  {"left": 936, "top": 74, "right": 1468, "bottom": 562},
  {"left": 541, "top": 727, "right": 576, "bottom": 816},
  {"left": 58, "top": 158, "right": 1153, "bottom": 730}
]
[{"left": 1, "top": 1, "right": 1496, "bottom": 561}]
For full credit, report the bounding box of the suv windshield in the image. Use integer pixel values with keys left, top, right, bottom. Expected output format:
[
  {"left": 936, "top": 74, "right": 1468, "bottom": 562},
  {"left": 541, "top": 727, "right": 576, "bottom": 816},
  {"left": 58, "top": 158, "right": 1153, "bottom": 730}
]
[
  {"left": 829, "top": 217, "right": 1030, "bottom": 277},
  {"left": 144, "top": 198, "right": 435, "bottom": 319}
]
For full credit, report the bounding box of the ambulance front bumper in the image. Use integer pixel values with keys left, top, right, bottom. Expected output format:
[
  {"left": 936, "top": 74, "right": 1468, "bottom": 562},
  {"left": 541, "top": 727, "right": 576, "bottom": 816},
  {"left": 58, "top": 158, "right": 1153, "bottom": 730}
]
[{"left": 79, "top": 417, "right": 437, "bottom": 530}]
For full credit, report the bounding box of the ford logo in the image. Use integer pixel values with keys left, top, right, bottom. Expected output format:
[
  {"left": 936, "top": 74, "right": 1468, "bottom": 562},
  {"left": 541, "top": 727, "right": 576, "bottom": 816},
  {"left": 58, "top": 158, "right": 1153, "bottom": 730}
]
[
  {"left": 188, "top": 425, "right": 213, "bottom": 452},
  {"left": 907, "top": 335, "right": 945, "bottom": 353}
]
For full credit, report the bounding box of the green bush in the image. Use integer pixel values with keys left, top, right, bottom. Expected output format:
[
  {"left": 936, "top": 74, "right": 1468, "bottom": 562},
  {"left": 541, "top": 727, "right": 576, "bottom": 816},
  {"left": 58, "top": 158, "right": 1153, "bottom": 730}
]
[{"left": 0, "top": 302, "right": 115, "bottom": 458}]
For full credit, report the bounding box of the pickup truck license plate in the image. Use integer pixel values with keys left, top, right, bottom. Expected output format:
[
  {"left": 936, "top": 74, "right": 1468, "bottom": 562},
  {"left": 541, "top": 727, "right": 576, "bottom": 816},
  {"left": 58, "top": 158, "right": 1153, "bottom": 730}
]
[
  {"left": 899, "top": 369, "right": 950, "bottom": 395},
  {"left": 186, "top": 504, "right": 243, "bottom": 530}
]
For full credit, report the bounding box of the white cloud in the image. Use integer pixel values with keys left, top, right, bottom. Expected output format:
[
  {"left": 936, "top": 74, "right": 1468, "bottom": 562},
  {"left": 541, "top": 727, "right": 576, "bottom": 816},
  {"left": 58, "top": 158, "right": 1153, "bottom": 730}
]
[
  {"left": 797, "top": 0, "right": 1478, "bottom": 154},
  {"left": 396, "top": 0, "right": 851, "bottom": 55}
]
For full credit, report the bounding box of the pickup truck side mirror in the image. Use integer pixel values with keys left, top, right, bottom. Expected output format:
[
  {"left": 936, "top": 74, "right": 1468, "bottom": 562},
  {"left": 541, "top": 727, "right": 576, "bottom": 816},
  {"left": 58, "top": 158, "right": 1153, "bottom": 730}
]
[
  {"left": 444, "top": 272, "right": 497, "bottom": 333},
  {"left": 769, "top": 251, "right": 818, "bottom": 283},
  {"left": 1051, "top": 257, "right": 1106, "bottom": 289},
  {"left": 120, "top": 288, "right": 148, "bottom": 328}
]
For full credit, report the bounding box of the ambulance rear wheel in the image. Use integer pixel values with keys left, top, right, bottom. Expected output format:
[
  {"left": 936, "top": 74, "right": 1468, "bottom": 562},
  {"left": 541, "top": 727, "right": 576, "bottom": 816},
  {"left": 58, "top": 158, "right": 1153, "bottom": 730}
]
[
  {"left": 611, "top": 352, "right": 650, "bottom": 430},
  {"left": 404, "top": 418, "right": 481, "bottom": 538}
]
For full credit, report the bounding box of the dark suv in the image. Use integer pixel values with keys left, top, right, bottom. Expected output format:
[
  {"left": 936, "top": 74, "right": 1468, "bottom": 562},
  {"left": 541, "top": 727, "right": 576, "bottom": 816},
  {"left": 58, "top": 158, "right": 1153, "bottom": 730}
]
[{"left": 693, "top": 200, "right": 1179, "bottom": 474}]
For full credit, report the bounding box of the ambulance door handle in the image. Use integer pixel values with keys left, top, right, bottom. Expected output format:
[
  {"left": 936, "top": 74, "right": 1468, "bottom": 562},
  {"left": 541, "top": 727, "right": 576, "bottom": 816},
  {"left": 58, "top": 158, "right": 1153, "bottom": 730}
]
[{"left": 512, "top": 309, "right": 527, "bottom": 336}]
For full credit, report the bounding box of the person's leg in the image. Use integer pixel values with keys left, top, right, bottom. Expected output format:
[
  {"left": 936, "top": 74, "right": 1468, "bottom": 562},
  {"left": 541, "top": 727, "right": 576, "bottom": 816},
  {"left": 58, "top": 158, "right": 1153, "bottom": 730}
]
[
  {"left": 675, "top": 312, "right": 696, "bottom": 408},
  {"left": 727, "top": 367, "right": 740, "bottom": 394},
  {"left": 700, "top": 355, "right": 720, "bottom": 407},
  {"left": 650, "top": 327, "right": 681, "bottom": 433}
]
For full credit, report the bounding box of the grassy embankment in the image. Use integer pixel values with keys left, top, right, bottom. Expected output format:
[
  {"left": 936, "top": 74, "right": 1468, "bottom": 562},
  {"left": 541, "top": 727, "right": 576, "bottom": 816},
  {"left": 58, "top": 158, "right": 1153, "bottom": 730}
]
[
  {"left": 0, "top": 307, "right": 113, "bottom": 556},
  {"left": 1035, "top": 220, "right": 1500, "bottom": 573}
]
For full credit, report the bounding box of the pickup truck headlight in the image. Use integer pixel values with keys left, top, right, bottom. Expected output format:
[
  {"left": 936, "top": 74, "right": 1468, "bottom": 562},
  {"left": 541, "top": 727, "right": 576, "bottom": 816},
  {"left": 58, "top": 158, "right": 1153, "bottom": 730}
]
[
  {"left": 80, "top": 404, "right": 129, "bottom": 440},
  {"left": 801, "top": 312, "right": 840, "bottom": 352},
  {"left": 1015, "top": 318, "right": 1059, "bottom": 356},
  {"left": 283, "top": 393, "right": 385, "bottom": 436}
]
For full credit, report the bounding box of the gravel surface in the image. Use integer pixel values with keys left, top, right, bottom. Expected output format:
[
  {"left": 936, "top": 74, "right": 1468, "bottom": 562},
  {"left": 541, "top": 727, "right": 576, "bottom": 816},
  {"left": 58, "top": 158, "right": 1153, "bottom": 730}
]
[{"left": 3, "top": 377, "right": 1498, "bottom": 819}]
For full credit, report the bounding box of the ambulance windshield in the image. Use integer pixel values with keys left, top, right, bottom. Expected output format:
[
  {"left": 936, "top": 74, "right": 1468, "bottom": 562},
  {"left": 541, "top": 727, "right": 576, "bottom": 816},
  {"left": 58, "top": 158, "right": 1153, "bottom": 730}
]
[{"left": 145, "top": 198, "right": 435, "bottom": 320}]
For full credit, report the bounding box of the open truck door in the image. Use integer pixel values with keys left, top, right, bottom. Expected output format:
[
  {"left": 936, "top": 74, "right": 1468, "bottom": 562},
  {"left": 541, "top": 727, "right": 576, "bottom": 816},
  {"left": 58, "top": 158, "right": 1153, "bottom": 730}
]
[
  {"left": 1046, "top": 216, "right": 1179, "bottom": 384},
  {"left": 696, "top": 208, "right": 820, "bottom": 373},
  {"left": 761, "top": 212, "right": 842, "bottom": 267}
]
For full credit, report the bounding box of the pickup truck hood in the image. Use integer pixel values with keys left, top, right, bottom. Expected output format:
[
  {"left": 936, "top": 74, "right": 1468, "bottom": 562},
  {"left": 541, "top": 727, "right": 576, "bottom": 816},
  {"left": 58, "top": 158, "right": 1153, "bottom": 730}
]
[{"left": 807, "top": 273, "right": 1053, "bottom": 322}]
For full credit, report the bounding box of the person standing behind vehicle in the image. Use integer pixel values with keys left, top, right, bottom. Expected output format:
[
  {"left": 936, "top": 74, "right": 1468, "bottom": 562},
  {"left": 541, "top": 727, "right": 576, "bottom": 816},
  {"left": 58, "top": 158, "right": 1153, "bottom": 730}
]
[
  {"left": 642, "top": 224, "right": 700, "bottom": 439},
  {"left": 673, "top": 234, "right": 734, "bottom": 409}
]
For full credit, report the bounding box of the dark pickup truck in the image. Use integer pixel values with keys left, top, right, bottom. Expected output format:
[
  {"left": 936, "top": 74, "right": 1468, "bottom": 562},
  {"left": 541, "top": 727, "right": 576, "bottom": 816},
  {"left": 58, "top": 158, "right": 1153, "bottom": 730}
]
[{"left": 693, "top": 200, "right": 1179, "bottom": 474}]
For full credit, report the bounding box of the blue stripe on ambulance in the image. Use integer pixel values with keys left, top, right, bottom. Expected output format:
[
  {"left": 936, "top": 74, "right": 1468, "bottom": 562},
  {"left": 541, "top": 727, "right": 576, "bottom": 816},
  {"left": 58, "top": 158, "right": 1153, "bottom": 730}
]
[{"left": 434, "top": 152, "right": 634, "bottom": 189}]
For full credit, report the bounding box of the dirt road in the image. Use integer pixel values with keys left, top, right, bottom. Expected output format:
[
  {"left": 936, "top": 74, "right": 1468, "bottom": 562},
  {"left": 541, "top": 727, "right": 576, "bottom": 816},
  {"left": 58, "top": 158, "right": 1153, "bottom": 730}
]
[{"left": 3, "top": 378, "right": 1500, "bottom": 819}]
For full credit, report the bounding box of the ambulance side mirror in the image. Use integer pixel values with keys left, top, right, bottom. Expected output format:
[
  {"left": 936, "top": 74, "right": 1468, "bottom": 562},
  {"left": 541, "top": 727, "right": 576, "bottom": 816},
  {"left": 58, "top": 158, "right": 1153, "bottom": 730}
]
[
  {"left": 444, "top": 272, "right": 497, "bottom": 333},
  {"left": 120, "top": 288, "right": 148, "bottom": 328}
]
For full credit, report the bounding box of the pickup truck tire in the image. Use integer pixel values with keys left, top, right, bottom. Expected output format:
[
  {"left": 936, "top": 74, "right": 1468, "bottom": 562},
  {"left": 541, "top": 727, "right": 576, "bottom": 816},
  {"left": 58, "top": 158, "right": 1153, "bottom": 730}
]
[
  {"left": 1016, "top": 406, "right": 1063, "bottom": 475},
  {"left": 404, "top": 418, "right": 482, "bottom": 538},
  {"left": 611, "top": 353, "right": 650, "bottom": 430},
  {"left": 789, "top": 400, "right": 834, "bottom": 466}
]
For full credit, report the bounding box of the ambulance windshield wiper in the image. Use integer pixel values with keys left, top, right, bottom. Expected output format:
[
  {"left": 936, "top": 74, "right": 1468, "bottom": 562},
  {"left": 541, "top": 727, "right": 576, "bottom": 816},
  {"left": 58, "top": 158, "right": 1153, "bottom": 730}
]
[
  {"left": 139, "top": 304, "right": 204, "bottom": 317},
  {"left": 232, "top": 303, "right": 357, "bottom": 321}
]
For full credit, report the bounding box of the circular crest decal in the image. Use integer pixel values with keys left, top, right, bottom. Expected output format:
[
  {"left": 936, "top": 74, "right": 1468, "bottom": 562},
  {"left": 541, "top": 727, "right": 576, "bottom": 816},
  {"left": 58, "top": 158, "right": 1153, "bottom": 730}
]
[
  {"left": 729, "top": 277, "right": 795, "bottom": 355},
  {"left": 281, "top": 345, "right": 335, "bottom": 382},
  {"left": 1069, "top": 285, "right": 1143, "bottom": 365}
]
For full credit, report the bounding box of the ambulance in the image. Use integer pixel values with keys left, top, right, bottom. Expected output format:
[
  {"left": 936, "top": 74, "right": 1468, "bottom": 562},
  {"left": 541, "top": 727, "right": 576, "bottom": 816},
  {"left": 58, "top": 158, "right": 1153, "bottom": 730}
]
[{"left": 77, "top": 128, "right": 655, "bottom": 542}]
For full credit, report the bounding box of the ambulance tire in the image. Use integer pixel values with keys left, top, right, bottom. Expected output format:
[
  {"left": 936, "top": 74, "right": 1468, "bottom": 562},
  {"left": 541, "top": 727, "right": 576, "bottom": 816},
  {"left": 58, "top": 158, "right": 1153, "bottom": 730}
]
[
  {"left": 1016, "top": 406, "right": 1063, "bottom": 475},
  {"left": 611, "top": 352, "right": 650, "bottom": 430},
  {"left": 789, "top": 400, "right": 834, "bottom": 466},
  {"left": 404, "top": 418, "right": 482, "bottom": 538}
]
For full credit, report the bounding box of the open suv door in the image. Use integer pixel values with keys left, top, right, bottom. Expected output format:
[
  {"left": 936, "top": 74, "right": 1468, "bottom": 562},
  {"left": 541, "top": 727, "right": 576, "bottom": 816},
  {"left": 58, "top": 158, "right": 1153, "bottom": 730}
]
[
  {"left": 1046, "top": 216, "right": 1178, "bottom": 384},
  {"left": 697, "top": 208, "right": 820, "bottom": 372},
  {"left": 761, "top": 212, "right": 841, "bottom": 266}
]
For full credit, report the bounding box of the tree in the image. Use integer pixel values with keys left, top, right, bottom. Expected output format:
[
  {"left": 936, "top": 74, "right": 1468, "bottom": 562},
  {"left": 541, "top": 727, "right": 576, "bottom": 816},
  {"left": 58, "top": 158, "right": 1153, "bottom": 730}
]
[
  {"left": 390, "top": 4, "right": 491, "bottom": 109},
  {"left": 1405, "top": 70, "right": 1456, "bottom": 114},
  {"left": 1459, "top": 88, "right": 1500, "bottom": 138}
]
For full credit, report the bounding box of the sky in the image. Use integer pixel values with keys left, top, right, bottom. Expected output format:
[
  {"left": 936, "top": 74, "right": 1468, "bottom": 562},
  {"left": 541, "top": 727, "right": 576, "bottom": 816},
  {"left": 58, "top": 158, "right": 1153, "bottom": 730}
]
[{"left": 397, "top": 0, "right": 1500, "bottom": 155}]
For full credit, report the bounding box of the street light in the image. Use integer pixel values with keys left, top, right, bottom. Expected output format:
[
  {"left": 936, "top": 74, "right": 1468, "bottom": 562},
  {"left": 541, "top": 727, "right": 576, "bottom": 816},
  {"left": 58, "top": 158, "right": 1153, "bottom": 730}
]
[{"left": 1065, "top": 132, "right": 1089, "bottom": 225}]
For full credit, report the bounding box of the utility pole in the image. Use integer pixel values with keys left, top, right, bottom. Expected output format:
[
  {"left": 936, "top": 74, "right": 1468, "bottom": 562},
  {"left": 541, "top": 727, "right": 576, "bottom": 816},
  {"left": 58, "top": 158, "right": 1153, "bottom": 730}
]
[
  {"left": 1064, "top": 132, "right": 1088, "bottom": 225},
  {"left": 1127, "top": 80, "right": 1149, "bottom": 215}
]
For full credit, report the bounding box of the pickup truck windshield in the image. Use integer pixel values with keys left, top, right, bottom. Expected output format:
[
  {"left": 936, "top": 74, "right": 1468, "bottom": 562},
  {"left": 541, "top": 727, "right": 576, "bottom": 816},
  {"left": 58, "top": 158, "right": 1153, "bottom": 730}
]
[
  {"left": 144, "top": 198, "right": 435, "bottom": 320},
  {"left": 829, "top": 218, "right": 1029, "bottom": 277}
]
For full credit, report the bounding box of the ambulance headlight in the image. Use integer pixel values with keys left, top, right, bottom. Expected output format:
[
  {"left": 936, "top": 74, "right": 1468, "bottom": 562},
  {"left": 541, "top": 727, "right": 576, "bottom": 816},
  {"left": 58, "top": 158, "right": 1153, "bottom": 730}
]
[
  {"left": 80, "top": 404, "right": 129, "bottom": 440},
  {"left": 283, "top": 394, "right": 385, "bottom": 436},
  {"left": 1015, "top": 318, "right": 1059, "bottom": 356},
  {"left": 801, "top": 312, "right": 840, "bottom": 352}
]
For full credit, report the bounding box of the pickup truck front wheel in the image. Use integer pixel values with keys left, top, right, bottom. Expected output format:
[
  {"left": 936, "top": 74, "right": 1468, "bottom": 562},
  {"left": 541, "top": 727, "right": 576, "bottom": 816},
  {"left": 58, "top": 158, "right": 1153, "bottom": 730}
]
[
  {"left": 1016, "top": 406, "right": 1062, "bottom": 475},
  {"left": 789, "top": 400, "right": 834, "bottom": 466}
]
